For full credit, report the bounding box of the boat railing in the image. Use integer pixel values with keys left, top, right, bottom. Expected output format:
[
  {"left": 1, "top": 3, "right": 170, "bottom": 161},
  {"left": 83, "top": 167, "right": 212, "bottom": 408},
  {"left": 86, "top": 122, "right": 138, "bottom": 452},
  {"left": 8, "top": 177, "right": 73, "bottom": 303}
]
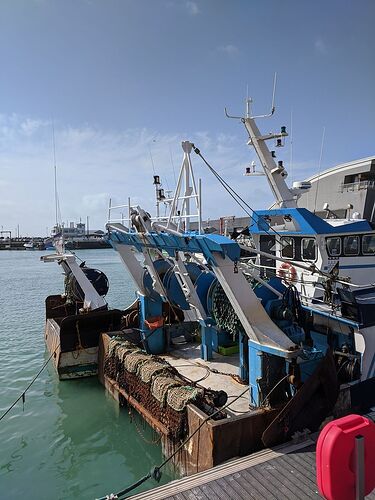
[
  {"left": 107, "top": 198, "right": 201, "bottom": 230},
  {"left": 339, "top": 180, "right": 375, "bottom": 192},
  {"left": 107, "top": 198, "right": 132, "bottom": 226}
]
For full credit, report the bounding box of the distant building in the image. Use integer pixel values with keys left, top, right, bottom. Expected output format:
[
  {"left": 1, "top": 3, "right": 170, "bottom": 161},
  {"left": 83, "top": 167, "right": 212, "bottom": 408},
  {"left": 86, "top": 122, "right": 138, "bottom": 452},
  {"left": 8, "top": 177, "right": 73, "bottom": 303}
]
[
  {"left": 51, "top": 222, "right": 104, "bottom": 239},
  {"left": 297, "top": 156, "right": 375, "bottom": 221}
]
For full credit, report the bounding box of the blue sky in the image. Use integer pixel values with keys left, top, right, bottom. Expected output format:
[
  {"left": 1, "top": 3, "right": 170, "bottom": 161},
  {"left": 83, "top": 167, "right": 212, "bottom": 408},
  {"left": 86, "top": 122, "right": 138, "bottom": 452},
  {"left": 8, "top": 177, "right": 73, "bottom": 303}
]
[{"left": 1, "top": 0, "right": 374, "bottom": 235}]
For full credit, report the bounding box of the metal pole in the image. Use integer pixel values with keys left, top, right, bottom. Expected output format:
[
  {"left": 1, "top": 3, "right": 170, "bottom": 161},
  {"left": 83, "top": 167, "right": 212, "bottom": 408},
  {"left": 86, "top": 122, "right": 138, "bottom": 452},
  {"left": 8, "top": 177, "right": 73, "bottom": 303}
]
[
  {"left": 155, "top": 182, "right": 160, "bottom": 220},
  {"left": 355, "top": 435, "right": 365, "bottom": 500},
  {"left": 108, "top": 198, "right": 112, "bottom": 223},
  {"left": 54, "top": 165, "right": 58, "bottom": 226},
  {"left": 198, "top": 178, "right": 202, "bottom": 234}
]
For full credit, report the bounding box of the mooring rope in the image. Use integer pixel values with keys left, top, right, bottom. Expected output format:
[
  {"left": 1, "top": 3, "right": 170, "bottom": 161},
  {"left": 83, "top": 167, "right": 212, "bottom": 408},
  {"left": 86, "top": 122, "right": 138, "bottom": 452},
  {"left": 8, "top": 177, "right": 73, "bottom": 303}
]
[
  {"left": 0, "top": 348, "right": 57, "bottom": 422},
  {"left": 96, "top": 385, "right": 250, "bottom": 500}
]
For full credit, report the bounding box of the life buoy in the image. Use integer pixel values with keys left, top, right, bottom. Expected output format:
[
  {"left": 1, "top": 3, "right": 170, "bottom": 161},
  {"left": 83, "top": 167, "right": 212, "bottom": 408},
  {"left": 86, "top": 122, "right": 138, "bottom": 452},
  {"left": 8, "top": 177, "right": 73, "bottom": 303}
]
[
  {"left": 277, "top": 262, "right": 297, "bottom": 283},
  {"left": 144, "top": 316, "right": 164, "bottom": 330}
]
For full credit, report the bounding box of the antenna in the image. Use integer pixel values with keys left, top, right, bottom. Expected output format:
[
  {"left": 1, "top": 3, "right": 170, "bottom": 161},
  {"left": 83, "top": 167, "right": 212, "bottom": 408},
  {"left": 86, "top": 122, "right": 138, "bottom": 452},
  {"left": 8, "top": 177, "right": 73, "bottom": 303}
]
[
  {"left": 52, "top": 119, "right": 62, "bottom": 229},
  {"left": 169, "top": 146, "right": 177, "bottom": 184},
  {"left": 250, "top": 72, "right": 277, "bottom": 119},
  {"left": 224, "top": 107, "right": 242, "bottom": 120},
  {"left": 148, "top": 144, "right": 156, "bottom": 175},
  {"left": 246, "top": 84, "right": 250, "bottom": 118},
  {"left": 225, "top": 72, "right": 277, "bottom": 121},
  {"left": 270, "top": 72, "right": 277, "bottom": 115},
  {"left": 289, "top": 108, "right": 293, "bottom": 182},
  {"left": 313, "top": 127, "right": 326, "bottom": 214}
]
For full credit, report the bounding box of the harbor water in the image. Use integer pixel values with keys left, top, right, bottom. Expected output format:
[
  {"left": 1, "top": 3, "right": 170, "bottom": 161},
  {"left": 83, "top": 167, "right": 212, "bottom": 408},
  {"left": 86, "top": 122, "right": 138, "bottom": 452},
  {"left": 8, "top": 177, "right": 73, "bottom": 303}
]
[{"left": 0, "top": 249, "right": 176, "bottom": 499}]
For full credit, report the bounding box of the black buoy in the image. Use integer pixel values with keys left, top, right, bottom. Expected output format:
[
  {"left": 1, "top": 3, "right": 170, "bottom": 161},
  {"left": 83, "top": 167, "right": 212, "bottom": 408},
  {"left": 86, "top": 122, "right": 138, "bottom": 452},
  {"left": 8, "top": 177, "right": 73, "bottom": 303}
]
[{"left": 68, "top": 267, "right": 109, "bottom": 301}]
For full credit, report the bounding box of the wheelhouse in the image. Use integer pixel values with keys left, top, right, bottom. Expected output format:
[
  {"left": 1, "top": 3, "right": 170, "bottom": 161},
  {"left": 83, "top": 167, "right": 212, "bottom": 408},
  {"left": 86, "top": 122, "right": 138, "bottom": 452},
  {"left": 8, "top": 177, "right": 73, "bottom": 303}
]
[{"left": 248, "top": 208, "right": 375, "bottom": 300}]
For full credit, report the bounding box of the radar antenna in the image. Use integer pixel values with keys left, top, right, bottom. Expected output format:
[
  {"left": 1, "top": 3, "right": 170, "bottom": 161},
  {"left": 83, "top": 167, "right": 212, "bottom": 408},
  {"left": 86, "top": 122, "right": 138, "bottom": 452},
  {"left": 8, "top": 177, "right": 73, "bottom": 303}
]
[{"left": 225, "top": 74, "right": 310, "bottom": 208}]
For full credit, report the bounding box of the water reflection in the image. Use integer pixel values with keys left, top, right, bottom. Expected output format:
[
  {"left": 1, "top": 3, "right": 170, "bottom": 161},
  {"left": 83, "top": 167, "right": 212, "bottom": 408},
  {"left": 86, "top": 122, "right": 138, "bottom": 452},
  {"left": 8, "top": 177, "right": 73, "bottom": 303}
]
[
  {"left": 52, "top": 376, "right": 174, "bottom": 498},
  {"left": 0, "top": 250, "right": 174, "bottom": 500},
  {"left": 0, "top": 436, "right": 27, "bottom": 474}
]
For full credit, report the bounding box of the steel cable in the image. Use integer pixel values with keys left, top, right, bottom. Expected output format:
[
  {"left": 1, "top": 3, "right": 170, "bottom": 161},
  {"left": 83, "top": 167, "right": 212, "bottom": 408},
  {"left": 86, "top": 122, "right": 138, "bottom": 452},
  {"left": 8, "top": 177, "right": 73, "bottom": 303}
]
[
  {"left": 192, "top": 144, "right": 285, "bottom": 243},
  {"left": 0, "top": 348, "right": 57, "bottom": 422},
  {"left": 96, "top": 385, "right": 249, "bottom": 500}
]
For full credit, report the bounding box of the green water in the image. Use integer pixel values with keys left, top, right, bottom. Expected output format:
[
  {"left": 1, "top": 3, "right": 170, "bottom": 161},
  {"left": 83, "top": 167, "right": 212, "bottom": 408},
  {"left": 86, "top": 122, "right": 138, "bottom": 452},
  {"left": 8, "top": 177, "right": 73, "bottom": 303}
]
[{"left": 0, "top": 249, "right": 175, "bottom": 499}]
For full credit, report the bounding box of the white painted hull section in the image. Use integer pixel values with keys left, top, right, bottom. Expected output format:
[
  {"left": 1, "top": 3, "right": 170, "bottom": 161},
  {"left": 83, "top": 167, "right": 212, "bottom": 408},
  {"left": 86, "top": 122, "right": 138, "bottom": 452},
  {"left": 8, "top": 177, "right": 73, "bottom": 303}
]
[{"left": 44, "top": 319, "right": 98, "bottom": 380}]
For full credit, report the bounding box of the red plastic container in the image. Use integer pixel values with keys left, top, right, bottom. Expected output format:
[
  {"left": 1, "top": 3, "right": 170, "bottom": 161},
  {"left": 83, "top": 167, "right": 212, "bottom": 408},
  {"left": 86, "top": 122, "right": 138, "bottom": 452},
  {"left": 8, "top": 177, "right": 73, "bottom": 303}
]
[{"left": 316, "top": 414, "right": 375, "bottom": 499}]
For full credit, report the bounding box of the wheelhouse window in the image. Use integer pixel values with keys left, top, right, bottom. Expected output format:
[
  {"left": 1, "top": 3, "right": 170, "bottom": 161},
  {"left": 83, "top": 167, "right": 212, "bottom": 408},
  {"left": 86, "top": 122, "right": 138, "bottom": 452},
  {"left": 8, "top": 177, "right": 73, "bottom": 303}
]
[
  {"left": 302, "top": 238, "right": 316, "bottom": 261},
  {"left": 281, "top": 237, "right": 295, "bottom": 259},
  {"left": 326, "top": 237, "right": 341, "bottom": 257},
  {"left": 343, "top": 235, "right": 359, "bottom": 256},
  {"left": 362, "top": 234, "right": 375, "bottom": 255}
]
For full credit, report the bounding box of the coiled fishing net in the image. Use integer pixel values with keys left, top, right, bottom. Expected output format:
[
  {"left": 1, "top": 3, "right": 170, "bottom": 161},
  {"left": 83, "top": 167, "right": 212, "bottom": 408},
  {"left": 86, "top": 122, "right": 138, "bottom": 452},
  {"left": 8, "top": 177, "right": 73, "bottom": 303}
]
[
  {"left": 212, "top": 282, "right": 243, "bottom": 337},
  {"left": 138, "top": 360, "right": 169, "bottom": 384},
  {"left": 124, "top": 352, "right": 150, "bottom": 373},
  {"left": 166, "top": 386, "right": 203, "bottom": 412},
  {"left": 104, "top": 337, "right": 225, "bottom": 440},
  {"left": 108, "top": 338, "right": 139, "bottom": 359},
  {"left": 151, "top": 375, "right": 182, "bottom": 405}
]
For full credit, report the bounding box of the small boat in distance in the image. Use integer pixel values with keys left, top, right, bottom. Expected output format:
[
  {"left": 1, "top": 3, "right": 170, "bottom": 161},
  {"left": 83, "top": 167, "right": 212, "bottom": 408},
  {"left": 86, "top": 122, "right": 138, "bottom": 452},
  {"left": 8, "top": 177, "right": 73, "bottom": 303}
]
[{"left": 23, "top": 240, "right": 35, "bottom": 250}]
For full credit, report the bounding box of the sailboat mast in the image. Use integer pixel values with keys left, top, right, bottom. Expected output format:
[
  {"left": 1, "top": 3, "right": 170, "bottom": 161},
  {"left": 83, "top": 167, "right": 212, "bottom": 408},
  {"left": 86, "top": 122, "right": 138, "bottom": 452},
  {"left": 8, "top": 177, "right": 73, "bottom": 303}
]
[
  {"left": 54, "top": 166, "right": 58, "bottom": 226},
  {"left": 52, "top": 121, "right": 58, "bottom": 227}
]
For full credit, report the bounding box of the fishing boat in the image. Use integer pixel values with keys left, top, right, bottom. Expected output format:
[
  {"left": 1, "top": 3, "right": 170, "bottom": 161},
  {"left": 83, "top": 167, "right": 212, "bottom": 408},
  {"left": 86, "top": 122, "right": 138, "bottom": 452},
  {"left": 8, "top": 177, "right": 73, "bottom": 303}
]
[
  {"left": 101, "top": 96, "right": 375, "bottom": 473},
  {"left": 233, "top": 100, "right": 375, "bottom": 303},
  {"left": 41, "top": 243, "right": 123, "bottom": 379}
]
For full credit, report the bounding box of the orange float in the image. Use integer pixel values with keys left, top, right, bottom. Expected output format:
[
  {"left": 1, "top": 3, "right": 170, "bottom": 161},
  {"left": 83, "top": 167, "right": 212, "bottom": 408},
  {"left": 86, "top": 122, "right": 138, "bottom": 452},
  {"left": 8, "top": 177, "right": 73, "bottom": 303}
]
[
  {"left": 144, "top": 316, "right": 164, "bottom": 330},
  {"left": 277, "top": 261, "right": 297, "bottom": 283}
]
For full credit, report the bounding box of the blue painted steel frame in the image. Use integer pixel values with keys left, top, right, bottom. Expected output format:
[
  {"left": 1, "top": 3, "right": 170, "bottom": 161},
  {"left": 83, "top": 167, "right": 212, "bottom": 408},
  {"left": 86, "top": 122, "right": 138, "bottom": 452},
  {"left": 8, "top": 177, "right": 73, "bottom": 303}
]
[
  {"left": 138, "top": 293, "right": 165, "bottom": 354},
  {"left": 108, "top": 230, "right": 241, "bottom": 265},
  {"left": 248, "top": 339, "right": 297, "bottom": 406},
  {"left": 249, "top": 208, "right": 373, "bottom": 236},
  {"left": 200, "top": 322, "right": 213, "bottom": 361},
  {"left": 109, "top": 227, "right": 295, "bottom": 403},
  {"left": 249, "top": 340, "right": 263, "bottom": 406}
]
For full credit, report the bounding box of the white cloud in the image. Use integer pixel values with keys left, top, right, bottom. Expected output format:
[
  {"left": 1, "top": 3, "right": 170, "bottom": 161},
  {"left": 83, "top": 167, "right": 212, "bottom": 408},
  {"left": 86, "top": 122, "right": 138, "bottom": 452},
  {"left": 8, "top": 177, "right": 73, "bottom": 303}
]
[
  {"left": 217, "top": 44, "right": 239, "bottom": 56},
  {"left": 185, "top": 1, "right": 199, "bottom": 15},
  {"left": 82, "top": 192, "right": 110, "bottom": 214},
  {"left": 0, "top": 114, "right": 50, "bottom": 147},
  {"left": 20, "top": 118, "right": 49, "bottom": 136},
  {"left": 0, "top": 112, "right": 321, "bottom": 236},
  {"left": 59, "top": 125, "right": 98, "bottom": 147}
]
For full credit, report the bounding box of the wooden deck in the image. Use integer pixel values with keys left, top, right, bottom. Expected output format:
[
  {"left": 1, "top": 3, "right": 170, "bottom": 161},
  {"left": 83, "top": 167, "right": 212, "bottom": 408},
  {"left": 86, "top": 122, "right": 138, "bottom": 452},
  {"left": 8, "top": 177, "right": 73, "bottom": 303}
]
[{"left": 128, "top": 423, "right": 375, "bottom": 500}]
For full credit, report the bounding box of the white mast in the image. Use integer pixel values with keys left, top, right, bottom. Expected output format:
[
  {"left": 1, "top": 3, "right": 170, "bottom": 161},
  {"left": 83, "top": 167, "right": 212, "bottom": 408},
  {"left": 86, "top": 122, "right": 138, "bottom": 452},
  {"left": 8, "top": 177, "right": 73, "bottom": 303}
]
[
  {"left": 242, "top": 100, "right": 295, "bottom": 207},
  {"left": 154, "top": 141, "right": 202, "bottom": 234},
  {"left": 226, "top": 78, "right": 310, "bottom": 208}
]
